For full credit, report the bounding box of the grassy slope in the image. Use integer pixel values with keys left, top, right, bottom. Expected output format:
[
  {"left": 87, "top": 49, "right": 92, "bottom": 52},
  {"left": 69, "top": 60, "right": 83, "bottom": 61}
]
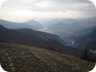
[{"left": 0, "top": 43, "right": 95, "bottom": 72}]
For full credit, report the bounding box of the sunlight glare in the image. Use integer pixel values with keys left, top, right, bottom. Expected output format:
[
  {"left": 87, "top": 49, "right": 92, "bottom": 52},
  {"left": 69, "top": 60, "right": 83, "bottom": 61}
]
[{"left": 36, "top": 1, "right": 52, "bottom": 8}]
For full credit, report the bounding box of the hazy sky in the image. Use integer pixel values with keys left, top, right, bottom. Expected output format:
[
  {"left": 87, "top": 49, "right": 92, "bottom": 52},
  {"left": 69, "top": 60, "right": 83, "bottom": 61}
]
[{"left": 0, "top": 0, "right": 96, "bottom": 22}]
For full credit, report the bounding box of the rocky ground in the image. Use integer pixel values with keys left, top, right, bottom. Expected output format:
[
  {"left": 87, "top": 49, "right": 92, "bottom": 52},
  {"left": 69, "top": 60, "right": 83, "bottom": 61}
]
[{"left": 0, "top": 43, "right": 95, "bottom": 72}]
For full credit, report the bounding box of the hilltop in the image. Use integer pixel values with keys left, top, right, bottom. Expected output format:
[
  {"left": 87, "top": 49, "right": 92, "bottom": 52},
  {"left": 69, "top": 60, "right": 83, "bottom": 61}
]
[{"left": 0, "top": 43, "right": 95, "bottom": 72}]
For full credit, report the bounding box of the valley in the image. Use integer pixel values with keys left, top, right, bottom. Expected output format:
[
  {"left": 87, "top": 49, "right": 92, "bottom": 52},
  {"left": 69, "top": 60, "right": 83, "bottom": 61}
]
[
  {"left": 0, "top": 18, "right": 96, "bottom": 72},
  {"left": 0, "top": 0, "right": 96, "bottom": 72}
]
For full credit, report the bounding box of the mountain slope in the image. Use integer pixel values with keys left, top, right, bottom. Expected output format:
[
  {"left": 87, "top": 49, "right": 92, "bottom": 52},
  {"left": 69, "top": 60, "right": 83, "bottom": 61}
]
[
  {"left": 0, "top": 25, "right": 64, "bottom": 51},
  {"left": 17, "top": 28, "right": 66, "bottom": 45},
  {"left": 75, "top": 29, "right": 96, "bottom": 49},
  {"left": 46, "top": 17, "right": 96, "bottom": 42},
  {"left": 47, "top": 17, "right": 96, "bottom": 36},
  {"left": 0, "top": 43, "right": 95, "bottom": 72},
  {"left": 0, "top": 19, "right": 43, "bottom": 30},
  {"left": 25, "top": 20, "right": 44, "bottom": 30},
  {"left": 0, "top": 25, "right": 83, "bottom": 57},
  {"left": 75, "top": 29, "right": 96, "bottom": 61},
  {"left": 74, "top": 26, "right": 96, "bottom": 36}
]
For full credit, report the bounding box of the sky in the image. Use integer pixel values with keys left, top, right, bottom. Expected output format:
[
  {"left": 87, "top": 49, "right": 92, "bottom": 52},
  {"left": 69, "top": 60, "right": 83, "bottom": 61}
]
[{"left": 0, "top": 0, "right": 96, "bottom": 22}]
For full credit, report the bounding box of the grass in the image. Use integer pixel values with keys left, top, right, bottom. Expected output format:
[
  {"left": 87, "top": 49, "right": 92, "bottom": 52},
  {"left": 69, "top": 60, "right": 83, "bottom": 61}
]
[{"left": 0, "top": 43, "right": 95, "bottom": 72}]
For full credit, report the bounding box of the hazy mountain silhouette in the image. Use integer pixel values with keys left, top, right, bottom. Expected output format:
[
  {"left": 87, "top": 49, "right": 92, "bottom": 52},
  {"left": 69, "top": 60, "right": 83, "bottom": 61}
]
[
  {"left": 25, "top": 20, "right": 44, "bottom": 30},
  {"left": 0, "top": 19, "right": 43, "bottom": 30},
  {"left": 45, "top": 17, "right": 96, "bottom": 44},
  {"left": 47, "top": 17, "right": 96, "bottom": 36}
]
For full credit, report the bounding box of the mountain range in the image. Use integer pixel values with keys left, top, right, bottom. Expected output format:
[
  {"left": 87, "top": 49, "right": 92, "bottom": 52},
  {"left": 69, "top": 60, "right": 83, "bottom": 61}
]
[
  {"left": 45, "top": 17, "right": 96, "bottom": 41},
  {"left": 0, "top": 18, "right": 96, "bottom": 61},
  {"left": 0, "top": 25, "right": 83, "bottom": 57},
  {"left": 0, "top": 19, "right": 43, "bottom": 30}
]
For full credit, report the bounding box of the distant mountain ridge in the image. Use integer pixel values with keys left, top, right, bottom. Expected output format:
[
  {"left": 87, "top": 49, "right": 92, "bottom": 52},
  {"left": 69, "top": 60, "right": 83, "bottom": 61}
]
[
  {"left": 44, "top": 17, "right": 96, "bottom": 45},
  {"left": 25, "top": 20, "right": 44, "bottom": 30},
  {"left": 0, "top": 19, "right": 44, "bottom": 30},
  {"left": 47, "top": 17, "right": 96, "bottom": 37}
]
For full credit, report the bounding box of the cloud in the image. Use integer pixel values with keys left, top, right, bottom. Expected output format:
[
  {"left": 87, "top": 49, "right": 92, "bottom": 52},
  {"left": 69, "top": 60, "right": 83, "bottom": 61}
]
[
  {"left": 1, "top": 0, "right": 95, "bottom": 11},
  {"left": 0, "top": 0, "right": 7, "bottom": 7},
  {"left": 0, "top": 0, "right": 96, "bottom": 22}
]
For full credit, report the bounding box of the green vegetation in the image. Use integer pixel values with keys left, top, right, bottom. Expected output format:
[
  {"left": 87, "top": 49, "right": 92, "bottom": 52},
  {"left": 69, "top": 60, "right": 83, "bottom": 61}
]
[{"left": 0, "top": 43, "right": 95, "bottom": 72}]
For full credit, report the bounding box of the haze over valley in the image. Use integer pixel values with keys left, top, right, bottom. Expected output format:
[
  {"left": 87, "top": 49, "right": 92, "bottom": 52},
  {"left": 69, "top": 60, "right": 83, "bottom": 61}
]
[{"left": 0, "top": 0, "right": 96, "bottom": 72}]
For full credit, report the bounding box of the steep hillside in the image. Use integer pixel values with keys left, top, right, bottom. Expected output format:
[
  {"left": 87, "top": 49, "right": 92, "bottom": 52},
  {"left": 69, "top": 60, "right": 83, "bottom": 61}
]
[
  {"left": 17, "top": 28, "right": 66, "bottom": 45},
  {"left": 0, "top": 25, "right": 83, "bottom": 57},
  {"left": 74, "top": 26, "right": 96, "bottom": 36},
  {"left": 75, "top": 29, "right": 96, "bottom": 61},
  {"left": 63, "top": 26, "right": 96, "bottom": 46},
  {"left": 0, "top": 43, "right": 95, "bottom": 72},
  {"left": 75, "top": 29, "right": 96, "bottom": 49},
  {"left": 0, "top": 25, "right": 64, "bottom": 51}
]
